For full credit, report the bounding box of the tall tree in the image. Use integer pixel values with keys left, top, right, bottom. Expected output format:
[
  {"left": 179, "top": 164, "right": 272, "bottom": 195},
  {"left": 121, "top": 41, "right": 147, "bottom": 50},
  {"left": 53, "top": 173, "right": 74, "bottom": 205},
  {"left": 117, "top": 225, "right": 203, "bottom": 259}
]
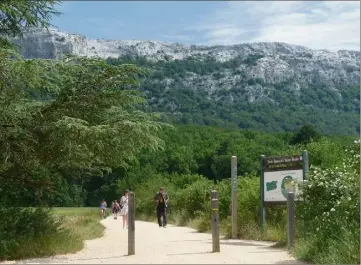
[
  {"left": 0, "top": 50, "right": 166, "bottom": 205},
  {"left": 290, "top": 124, "right": 321, "bottom": 145},
  {"left": 0, "top": 0, "right": 60, "bottom": 37},
  {"left": 0, "top": 0, "right": 168, "bottom": 205}
]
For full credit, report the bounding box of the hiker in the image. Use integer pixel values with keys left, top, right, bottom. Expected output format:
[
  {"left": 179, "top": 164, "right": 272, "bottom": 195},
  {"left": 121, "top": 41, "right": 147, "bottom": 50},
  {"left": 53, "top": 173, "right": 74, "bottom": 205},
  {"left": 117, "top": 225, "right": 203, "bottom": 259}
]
[
  {"left": 154, "top": 187, "right": 169, "bottom": 228},
  {"left": 100, "top": 199, "right": 107, "bottom": 219},
  {"left": 112, "top": 200, "right": 120, "bottom": 219},
  {"left": 119, "top": 190, "right": 129, "bottom": 229}
]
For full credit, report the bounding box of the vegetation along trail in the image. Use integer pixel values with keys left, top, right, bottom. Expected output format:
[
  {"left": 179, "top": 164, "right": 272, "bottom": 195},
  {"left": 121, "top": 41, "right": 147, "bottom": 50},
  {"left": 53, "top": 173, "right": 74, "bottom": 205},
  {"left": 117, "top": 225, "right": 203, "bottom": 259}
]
[
  {"left": 4, "top": 218, "right": 303, "bottom": 264},
  {"left": 0, "top": 1, "right": 359, "bottom": 264}
]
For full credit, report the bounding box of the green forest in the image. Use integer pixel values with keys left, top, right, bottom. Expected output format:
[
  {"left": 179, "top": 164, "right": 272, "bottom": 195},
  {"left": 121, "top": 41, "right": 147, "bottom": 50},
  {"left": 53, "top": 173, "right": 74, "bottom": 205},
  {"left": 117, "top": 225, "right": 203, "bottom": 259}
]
[
  {"left": 106, "top": 55, "right": 360, "bottom": 136},
  {"left": 0, "top": 1, "right": 359, "bottom": 264}
]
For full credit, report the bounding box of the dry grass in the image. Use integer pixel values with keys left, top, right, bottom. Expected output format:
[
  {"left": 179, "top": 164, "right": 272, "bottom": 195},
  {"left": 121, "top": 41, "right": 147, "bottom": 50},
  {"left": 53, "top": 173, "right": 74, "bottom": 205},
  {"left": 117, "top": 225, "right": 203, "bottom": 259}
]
[{"left": 50, "top": 207, "right": 107, "bottom": 254}]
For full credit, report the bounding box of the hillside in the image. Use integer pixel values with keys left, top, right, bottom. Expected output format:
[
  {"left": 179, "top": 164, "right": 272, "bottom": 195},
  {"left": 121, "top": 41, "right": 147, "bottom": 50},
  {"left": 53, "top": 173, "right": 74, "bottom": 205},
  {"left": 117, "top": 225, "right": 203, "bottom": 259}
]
[{"left": 10, "top": 27, "right": 360, "bottom": 135}]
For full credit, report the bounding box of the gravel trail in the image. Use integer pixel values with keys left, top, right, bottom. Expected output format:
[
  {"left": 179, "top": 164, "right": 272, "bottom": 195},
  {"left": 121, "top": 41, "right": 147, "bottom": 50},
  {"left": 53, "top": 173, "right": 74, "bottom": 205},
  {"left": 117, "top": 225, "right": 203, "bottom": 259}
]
[{"left": 4, "top": 217, "right": 303, "bottom": 264}]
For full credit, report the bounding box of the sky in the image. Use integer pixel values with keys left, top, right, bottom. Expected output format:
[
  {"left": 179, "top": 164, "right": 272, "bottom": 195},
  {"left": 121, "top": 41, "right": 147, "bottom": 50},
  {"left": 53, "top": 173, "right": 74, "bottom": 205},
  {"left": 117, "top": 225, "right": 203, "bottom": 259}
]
[{"left": 51, "top": 1, "right": 360, "bottom": 51}]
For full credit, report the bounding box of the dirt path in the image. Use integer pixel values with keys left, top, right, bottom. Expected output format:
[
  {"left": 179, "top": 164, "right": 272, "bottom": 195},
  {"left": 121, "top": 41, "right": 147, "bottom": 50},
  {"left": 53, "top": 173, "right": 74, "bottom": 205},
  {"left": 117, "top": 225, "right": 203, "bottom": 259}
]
[{"left": 6, "top": 217, "right": 302, "bottom": 264}]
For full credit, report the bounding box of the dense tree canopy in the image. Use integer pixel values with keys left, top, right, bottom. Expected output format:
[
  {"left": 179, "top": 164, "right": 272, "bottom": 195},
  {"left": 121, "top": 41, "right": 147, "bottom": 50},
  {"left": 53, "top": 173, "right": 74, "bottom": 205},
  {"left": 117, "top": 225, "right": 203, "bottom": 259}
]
[
  {"left": 107, "top": 55, "right": 360, "bottom": 136},
  {"left": 0, "top": 48, "right": 166, "bottom": 205},
  {"left": 290, "top": 124, "right": 321, "bottom": 145}
]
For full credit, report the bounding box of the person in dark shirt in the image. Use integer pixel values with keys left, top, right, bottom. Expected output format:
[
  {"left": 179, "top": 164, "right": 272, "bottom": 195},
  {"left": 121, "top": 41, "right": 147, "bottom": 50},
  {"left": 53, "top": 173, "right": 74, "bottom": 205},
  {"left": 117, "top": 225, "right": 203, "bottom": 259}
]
[{"left": 154, "top": 187, "right": 169, "bottom": 228}]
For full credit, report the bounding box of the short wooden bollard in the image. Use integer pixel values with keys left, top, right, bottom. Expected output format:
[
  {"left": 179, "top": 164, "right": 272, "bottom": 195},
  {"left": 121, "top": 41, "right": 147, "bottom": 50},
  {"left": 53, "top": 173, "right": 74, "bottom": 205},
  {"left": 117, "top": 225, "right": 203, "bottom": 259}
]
[
  {"left": 128, "top": 191, "right": 135, "bottom": 255},
  {"left": 287, "top": 192, "right": 295, "bottom": 249},
  {"left": 211, "top": 190, "right": 220, "bottom": 252}
]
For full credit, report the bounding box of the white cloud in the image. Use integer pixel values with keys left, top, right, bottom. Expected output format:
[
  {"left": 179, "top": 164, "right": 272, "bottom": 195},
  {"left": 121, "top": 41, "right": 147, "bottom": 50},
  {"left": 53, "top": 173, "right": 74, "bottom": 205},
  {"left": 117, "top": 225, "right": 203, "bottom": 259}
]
[
  {"left": 193, "top": 1, "right": 360, "bottom": 51},
  {"left": 162, "top": 34, "right": 192, "bottom": 42}
]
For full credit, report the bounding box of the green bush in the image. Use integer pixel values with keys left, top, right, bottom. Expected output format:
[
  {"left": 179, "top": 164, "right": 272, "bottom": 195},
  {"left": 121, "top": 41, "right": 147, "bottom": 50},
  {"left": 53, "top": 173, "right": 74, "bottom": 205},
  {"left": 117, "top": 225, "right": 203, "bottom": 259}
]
[
  {"left": 295, "top": 140, "right": 360, "bottom": 264},
  {"left": 0, "top": 207, "right": 60, "bottom": 260},
  {"left": 0, "top": 207, "right": 107, "bottom": 261},
  {"left": 173, "top": 178, "right": 213, "bottom": 220},
  {"left": 214, "top": 179, "right": 231, "bottom": 219},
  {"left": 306, "top": 137, "right": 349, "bottom": 168},
  {"left": 218, "top": 175, "right": 285, "bottom": 241}
]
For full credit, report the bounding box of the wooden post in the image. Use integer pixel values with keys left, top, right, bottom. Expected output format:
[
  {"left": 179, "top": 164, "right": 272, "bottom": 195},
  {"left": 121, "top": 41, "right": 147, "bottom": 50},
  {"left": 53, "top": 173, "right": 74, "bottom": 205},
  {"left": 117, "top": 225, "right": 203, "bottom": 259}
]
[
  {"left": 211, "top": 190, "right": 216, "bottom": 247},
  {"left": 211, "top": 190, "right": 220, "bottom": 252},
  {"left": 287, "top": 192, "right": 295, "bottom": 249},
  {"left": 260, "top": 155, "right": 266, "bottom": 230},
  {"left": 128, "top": 191, "right": 135, "bottom": 255},
  {"left": 231, "top": 156, "right": 237, "bottom": 239},
  {"left": 302, "top": 150, "right": 309, "bottom": 180}
]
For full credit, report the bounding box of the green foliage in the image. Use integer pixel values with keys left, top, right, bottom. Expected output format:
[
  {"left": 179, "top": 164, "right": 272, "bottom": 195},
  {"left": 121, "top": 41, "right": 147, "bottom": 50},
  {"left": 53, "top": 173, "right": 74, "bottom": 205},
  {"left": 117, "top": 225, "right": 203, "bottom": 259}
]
[
  {"left": 84, "top": 124, "right": 351, "bottom": 211},
  {"left": 0, "top": 0, "right": 61, "bottom": 37},
  {"left": 0, "top": 207, "right": 59, "bottom": 260},
  {"left": 106, "top": 55, "right": 360, "bottom": 136},
  {"left": 0, "top": 207, "right": 106, "bottom": 261},
  {"left": 0, "top": 3, "right": 359, "bottom": 263},
  {"left": 128, "top": 136, "right": 359, "bottom": 264},
  {"left": 305, "top": 137, "right": 349, "bottom": 168},
  {"left": 131, "top": 174, "right": 175, "bottom": 217},
  {"left": 295, "top": 140, "right": 360, "bottom": 264},
  {"left": 126, "top": 125, "right": 352, "bottom": 184},
  {"left": 0, "top": 47, "right": 166, "bottom": 206},
  {"left": 290, "top": 124, "right": 321, "bottom": 145},
  {"left": 129, "top": 173, "right": 286, "bottom": 241},
  {"left": 174, "top": 178, "right": 213, "bottom": 219},
  {"left": 0, "top": 1, "right": 164, "bottom": 261}
]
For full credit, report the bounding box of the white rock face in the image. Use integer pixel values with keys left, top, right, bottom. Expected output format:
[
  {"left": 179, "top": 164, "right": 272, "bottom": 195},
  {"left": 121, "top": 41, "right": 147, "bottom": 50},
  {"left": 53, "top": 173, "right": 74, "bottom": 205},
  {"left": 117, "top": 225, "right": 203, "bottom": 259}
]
[{"left": 10, "top": 27, "right": 360, "bottom": 94}]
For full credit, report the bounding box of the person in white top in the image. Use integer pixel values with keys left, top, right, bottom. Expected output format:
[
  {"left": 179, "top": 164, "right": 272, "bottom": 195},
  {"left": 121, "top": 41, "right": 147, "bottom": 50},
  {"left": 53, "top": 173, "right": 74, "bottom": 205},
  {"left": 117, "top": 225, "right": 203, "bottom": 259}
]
[{"left": 119, "top": 190, "right": 129, "bottom": 229}]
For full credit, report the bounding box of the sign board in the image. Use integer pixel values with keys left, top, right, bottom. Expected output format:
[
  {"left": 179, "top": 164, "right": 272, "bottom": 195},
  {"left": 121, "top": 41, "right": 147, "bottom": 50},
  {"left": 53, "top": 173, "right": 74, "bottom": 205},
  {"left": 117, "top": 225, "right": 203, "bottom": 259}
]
[
  {"left": 264, "top": 169, "right": 303, "bottom": 202},
  {"left": 262, "top": 155, "right": 303, "bottom": 171},
  {"left": 260, "top": 151, "right": 309, "bottom": 228},
  {"left": 261, "top": 154, "right": 305, "bottom": 204}
]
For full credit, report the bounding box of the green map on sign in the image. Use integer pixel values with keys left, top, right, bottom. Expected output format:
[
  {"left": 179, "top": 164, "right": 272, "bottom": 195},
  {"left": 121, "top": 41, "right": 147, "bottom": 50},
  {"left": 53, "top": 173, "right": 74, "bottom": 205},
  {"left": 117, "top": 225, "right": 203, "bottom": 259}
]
[{"left": 266, "top": 181, "right": 278, "bottom": 191}]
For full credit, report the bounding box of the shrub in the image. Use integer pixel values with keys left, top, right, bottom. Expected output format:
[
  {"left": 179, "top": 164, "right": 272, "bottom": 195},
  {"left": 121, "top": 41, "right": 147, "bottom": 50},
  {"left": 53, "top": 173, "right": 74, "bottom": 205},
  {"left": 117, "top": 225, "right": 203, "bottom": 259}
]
[
  {"left": 219, "top": 174, "right": 285, "bottom": 240},
  {"left": 295, "top": 139, "right": 360, "bottom": 264},
  {"left": 172, "top": 178, "right": 213, "bottom": 220},
  {"left": 0, "top": 207, "right": 106, "bottom": 261},
  {"left": 305, "top": 137, "right": 349, "bottom": 168},
  {"left": 0, "top": 207, "right": 60, "bottom": 260}
]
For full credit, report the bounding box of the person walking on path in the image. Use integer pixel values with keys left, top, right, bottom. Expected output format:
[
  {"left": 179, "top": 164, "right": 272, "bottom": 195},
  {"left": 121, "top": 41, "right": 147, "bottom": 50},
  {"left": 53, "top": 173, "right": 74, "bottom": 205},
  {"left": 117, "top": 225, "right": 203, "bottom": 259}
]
[
  {"left": 154, "top": 187, "right": 169, "bottom": 228},
  {"left": 100, "top": 199, "right": 107, "bottom": 219},
  {"left": 112, "top": 200, "right": 120, "bottom": 219},
  {"left": 119, "top": 190, "right": 129, "bottom": 229}
]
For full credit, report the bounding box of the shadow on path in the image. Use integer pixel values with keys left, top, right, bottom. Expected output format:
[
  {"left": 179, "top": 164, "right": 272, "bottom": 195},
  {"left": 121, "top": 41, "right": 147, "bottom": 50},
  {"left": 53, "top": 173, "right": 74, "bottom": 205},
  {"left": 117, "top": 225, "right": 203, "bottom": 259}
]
[
  {"left": 166, "top": 251, "right": 212, "bottom": 256},
  {"left": 274, "top": 259, "right": 308, "bottom": 264},
  {"left": 169, "top": 239, "right": 210, "bottom": 243},
  {"left": 210, "top": 240, "right": 271, "bottom": 247}
]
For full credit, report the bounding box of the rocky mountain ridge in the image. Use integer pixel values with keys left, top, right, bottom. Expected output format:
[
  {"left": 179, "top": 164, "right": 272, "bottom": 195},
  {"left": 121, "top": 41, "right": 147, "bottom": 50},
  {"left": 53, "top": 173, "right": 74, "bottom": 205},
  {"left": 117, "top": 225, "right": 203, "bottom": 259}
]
[
  {"left": 11, "top": 27, "right": 359, "bottom": 61},
  {"left": 10, "top": 27, "right": 360, "bottom": 89},
  {"left": 9, "top": 27, "right": 361, "bottom": 135}
]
